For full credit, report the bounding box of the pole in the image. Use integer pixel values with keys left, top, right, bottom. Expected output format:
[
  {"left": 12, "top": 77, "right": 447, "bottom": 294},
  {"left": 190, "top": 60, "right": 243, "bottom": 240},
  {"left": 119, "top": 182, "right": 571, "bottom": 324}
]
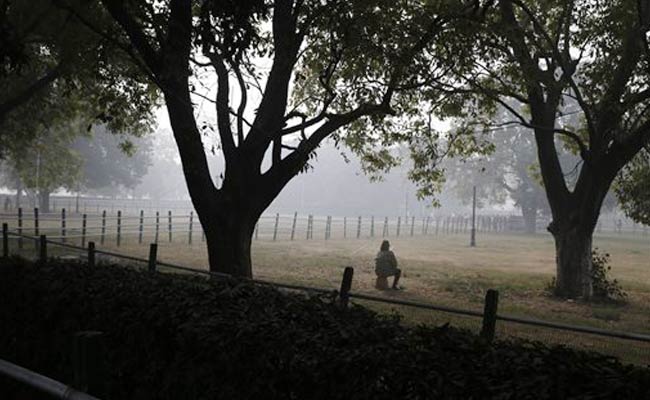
[
  {"left": 138, "top": 210, "right": 144, "bottom": 244},
  {"left": 100, "top": 211, "right": 106, "bottom": 245},
  {"left": 81, "top": 214, "right": 87, "bottom": 248},
  {"left": 471, "top": 186, "right": 476, "bottom": 247}
]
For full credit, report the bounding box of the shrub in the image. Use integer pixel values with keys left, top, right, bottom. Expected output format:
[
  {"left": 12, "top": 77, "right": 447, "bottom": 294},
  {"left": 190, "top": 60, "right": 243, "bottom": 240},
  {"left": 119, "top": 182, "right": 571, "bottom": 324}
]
[
  {"left": 0, "top": 257, "right": 648, "bottom": 400},
  {"left": 545, "top": 248, "right": 627, "bottom": 303}
]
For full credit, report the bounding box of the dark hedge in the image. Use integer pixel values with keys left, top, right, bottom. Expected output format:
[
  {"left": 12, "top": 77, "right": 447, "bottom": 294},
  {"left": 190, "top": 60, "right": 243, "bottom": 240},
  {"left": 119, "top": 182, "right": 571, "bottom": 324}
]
[{"left": 0, "top": 257, "right": 648, "bottom": 399}]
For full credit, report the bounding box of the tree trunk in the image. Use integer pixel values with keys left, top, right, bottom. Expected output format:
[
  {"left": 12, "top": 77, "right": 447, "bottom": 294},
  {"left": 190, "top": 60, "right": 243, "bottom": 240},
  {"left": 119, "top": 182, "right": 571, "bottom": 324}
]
[
  {"left": 39, "top": 191, "right": 50, "bottom": 214},
  {"left": 549, "top": 221, "right": 594, "bottom": 299},
  {"left": 202, "top": 206, "right": 257, "bottom": 278}
]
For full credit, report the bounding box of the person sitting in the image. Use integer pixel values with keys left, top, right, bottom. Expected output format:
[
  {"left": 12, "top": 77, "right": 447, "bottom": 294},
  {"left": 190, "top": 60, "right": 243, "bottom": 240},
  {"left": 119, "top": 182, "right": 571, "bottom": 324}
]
[{"left": 375, "top": 240, "right": 402, "bottom": 290}]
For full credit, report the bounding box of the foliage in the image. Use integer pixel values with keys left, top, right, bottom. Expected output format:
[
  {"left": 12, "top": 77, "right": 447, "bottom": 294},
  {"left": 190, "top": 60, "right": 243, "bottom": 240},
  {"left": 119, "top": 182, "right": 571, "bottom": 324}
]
[
  {"left": 615, "top": 149, "right": 650, "bottom": 226},
  {"left": 591, "top": 248, "right": 628, "bottom": 303},
  {"left": 545, "top": 248, "right": 628, "bottom": 303},
  {"left": 1, "top": 257, "right": 649, "bottom": 399}
]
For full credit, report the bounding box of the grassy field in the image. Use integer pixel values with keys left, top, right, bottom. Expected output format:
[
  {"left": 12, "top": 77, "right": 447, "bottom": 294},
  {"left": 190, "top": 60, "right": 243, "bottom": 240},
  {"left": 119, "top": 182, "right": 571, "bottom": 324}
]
[{"left": 5, "top": 223, "right": 650, "bottom": 364}]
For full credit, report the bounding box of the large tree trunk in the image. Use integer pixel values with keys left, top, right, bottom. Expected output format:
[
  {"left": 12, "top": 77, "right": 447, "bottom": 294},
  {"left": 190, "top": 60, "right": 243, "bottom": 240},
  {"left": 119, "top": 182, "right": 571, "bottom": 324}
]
[
  {"left": 39, "top": 191, "right": 50, "bottom": 214},
  {"left": 203, "top": 206, "right": 257, "bottom": 278},
  {"left": 549, "top": 221, "right": 594, "bottom": 299}
]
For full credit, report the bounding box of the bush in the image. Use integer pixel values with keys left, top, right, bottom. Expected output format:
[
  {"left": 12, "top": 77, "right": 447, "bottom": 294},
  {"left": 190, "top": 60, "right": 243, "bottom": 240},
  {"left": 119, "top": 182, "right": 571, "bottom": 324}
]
[
  {"left": 0, "top": 257, "right": 648, "bottom": 400},
  {"left": 545, "top": 248, "right": 627, "bottom": 303},
  {"left": 591, "top": 248, "right": 627, "bottom": 303}
]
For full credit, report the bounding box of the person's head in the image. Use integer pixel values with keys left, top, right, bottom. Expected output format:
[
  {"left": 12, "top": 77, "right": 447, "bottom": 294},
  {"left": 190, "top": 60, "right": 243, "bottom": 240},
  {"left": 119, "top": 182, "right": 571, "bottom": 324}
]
[{"left": 380, "top": 240, "right": 390, "bottom": 251}]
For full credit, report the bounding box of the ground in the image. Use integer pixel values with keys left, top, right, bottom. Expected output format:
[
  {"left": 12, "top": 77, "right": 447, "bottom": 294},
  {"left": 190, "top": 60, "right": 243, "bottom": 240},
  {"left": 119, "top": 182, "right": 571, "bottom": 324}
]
[{"left": 4, "top": 214, "right": 650, "bottom": 364}]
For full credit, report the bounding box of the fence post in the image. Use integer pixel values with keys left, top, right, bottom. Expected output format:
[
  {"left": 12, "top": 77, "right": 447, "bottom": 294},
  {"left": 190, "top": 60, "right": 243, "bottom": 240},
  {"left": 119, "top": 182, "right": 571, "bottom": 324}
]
[
  {"left": 356, "top": 216, "right": 361, "bottom": 239},
  {"left": 100, "top": 210, "right": 106, "bottom": 245},
  {"left": 338, "top": 266, "right": 354, "bottom": 308},
  {"left": 81, "top": 214, "right": 87, "bottom": 248},
  {"left": 382, "top": 217, "right": 388, "bottom": 237},
  {"left": 39, "top": 235, "right": 47, "bottom": 263},
  {"left": 397, "top": 217, "right": 401, "bottom": 237},
  {"left": 116, "top": 210, "right": 122, "bottom": 247},
  {"left": 2, "top": 223, "right": 8, "bottom": 258},
  {"left": 290, "top": 212, "right": 297, "bottom": 240},
  {"left": 410, "top": 216, "right": 415, "bottom": 236},
  {"left": 155, "top": 211, "right": 160, "bottom": 243},
  {"left": 168, "top": 211, "right": 173, "bottom": 242},
  {"left": 88, "top": 242, "right": 95, "bottom": 268},
  {"left": 18, "top": 207, "right": 23, "bottom": 249},
  {"left": 370, "top": 216, "right": 375, "bottom": 237},
  {"left": 61, "top": 208, "right": 67, "bottom": 243},
  {"left": 73, "top": 331, "right": 106, "bottom": 397},
  {"left": 343, "top": 216, "right": 347, "bottom": 239},
  {"left": 480, "top": 289, "right": 499, "bottom": 342},
  {"left": 139, "top": 210, "right": 144, "bottom": 244},
  {"left": 148, "top": 243, "right": 158, "bottom": 272},
  {"left": 273, "top": 213, "right": 279, "bottom": 241},
  {"left": 188, "top": 211, "right": 193, "bottom": 245},
  {"left": 325, "top": 216, "right": 331, "bottom": 240}
]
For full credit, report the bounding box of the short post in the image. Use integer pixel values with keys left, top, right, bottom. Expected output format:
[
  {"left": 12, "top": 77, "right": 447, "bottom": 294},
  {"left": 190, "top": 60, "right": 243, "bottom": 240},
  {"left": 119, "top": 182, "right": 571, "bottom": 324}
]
[
  {"left": 155, "top": 211, "right": 160, "bottom": 243},
  {"left": 100, "top": 210, "right": 106, "bottom": 245},
  {"left": 18, "top": 207, "right": 23, "bottom": 249},
  {"left": 396, "top": 217, "right": 401, "bottom": 237},
  {"left": 338, "top": 266, "right": 354, "bottom": 308},
  {"left": 39, "top": 235, "right": 47, "bottom": 263},
  {"left": 273, "top": 213, "right": 279, "bottom": 241},
  {"left": 411, "top": 216, "right": 415, "bottom": 236},
  {"left": 148, "top": 243, "right": 158, "bottom": 272},
  {"left": 291, "top": 212, "right": 297, "bottom": 240},
  {"left": 480, "top": 289, "right": 499, "bottom": 342},
  {"left": 168, "top": 211, "right": 172, "bottom": 242},
  {"left": 188, "top": 211, "right": 193, "bottom": 245},
  {"left": 116, "top": 210, "right": 122, "bottom": 247},
  {"left": 61, "top": 208, "right": 67, "bottom": 243},
  {"left": 382, "top": 217, "right": 388, "bottom": 237},
  {"left": 343, "top": 216, "right": 347, "bottom": 239},
  {"left": 72, "top": 331, "right": 106, "bottom": 397},
  {"left": 325, "top": 216, "right": 331, "bottom": 240},
  {"left": 370, "top": 216, "right": 375, "bottom": 237},
  {"left": 87, "top": 242, "right": 95, "bottom": 268},
  {"left": 81, "top": 214, "right": 87, "bottom": 248},
  {"left": 2, "top": 223, "right": 8, "bottom": 258},
  {"left": 356, "top": 216, "right": 361, "bottom": 239},
  {"left": 138, "top": 210, "right": 144, "bottom": 244}
]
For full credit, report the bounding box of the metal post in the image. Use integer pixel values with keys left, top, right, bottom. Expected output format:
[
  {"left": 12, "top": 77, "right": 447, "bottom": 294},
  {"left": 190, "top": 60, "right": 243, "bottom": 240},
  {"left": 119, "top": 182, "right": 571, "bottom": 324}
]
[
  {"left": 480, "top": 289, "right": 499, "bottom": 342},
  {"left": 273, "top": 213, "right": 279, "bottom": 241},
  {"left": 116, "top": 210, "right": 122, "bottom": 247},
  {"left": 471, "top": 186, "right": 476, "bottom": 247},
  {"left": 61, "top": 208, "right": 66, "bottom": 243},
  {"left": 148, "top": 243, "right": 158, "bottom": 272},
  {"left": 88, "top": 242, "right": 95, "bottom": 268},
  {"left": 291, "top": 212, "right": 297, "bottom": 240},
  {"left": 138, "top": 210, "right": 144, "bottom": 244},
  {"left": 338, "top": 266, "right": 354, "bottom": 308},
  {"left": 188, "top": 211, "right": 193, "bottom": 245},
  {"left": 81, "top": 214, "right": 87, "bottom": 248},
  {"left": 100, "top": 210, "right": 106, "bottom": 245}
]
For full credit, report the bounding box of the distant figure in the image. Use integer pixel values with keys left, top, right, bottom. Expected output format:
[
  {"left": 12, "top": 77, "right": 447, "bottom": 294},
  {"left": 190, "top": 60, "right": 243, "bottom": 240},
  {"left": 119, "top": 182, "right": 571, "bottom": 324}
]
[{"left": 375, "top": 240, "right": 402, "bottom": 290}]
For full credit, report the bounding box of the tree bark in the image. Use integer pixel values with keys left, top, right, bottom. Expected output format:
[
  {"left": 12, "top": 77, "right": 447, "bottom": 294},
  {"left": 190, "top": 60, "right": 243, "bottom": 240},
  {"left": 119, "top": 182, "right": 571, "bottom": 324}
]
[{"left": 550, "top": 222, "right": 593, "bottom": 299}]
